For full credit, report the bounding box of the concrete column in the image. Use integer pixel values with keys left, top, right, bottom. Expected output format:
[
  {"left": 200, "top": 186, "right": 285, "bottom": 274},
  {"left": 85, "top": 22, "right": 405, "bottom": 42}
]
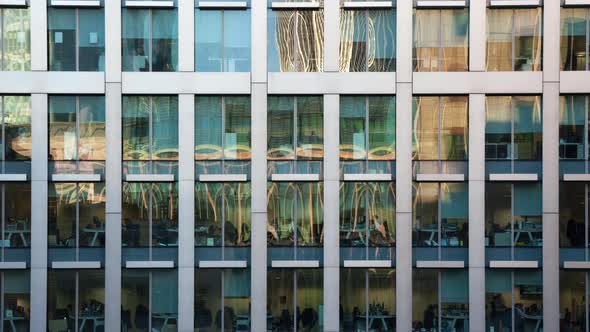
[
  {"left": 396, "top": 83, "right": 412, "bottom": 332},
  {"left": 469, "top": 0, "right": 486, "bottom": 71},
  {"left": 105, "top": 0, "right": 122, "bottom": 82},
  {"left": 178, "top": 0, "right": 195, "bottom": 72},
  {"left": 396, "top": 0, "right": 413, "bottom": 83},
  {"left": 30, "top": 0, "right": 47, "bottom": 71},
  {"left": 30, "top": 94, "right": 48, "bottom": 331},
  {"left": 105, "top": 83, "right": 122, "bottom": 332},
  {"left": 468, "top": 94, "right": 486, "bottom": 332},
  {"left": 177, "top": 94, "right": 196, "bottom": 331},
  {"left": 323, "top": 94, "right": 339, "bottom": 332},
  {"left": 323, "top": 0, "right": 340, "bottom": 72}
]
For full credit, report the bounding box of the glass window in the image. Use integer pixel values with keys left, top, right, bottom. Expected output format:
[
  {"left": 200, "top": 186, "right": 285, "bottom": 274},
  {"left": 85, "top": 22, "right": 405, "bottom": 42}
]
[
  {"left": 413, "top": 182, "right": 468, "bottom": 248},
  {"left": 121, "top": 269, "right": 178, "bottom": 332},
  {"left": 0, "top": 271, "right": 30, "bottom": 331},
  {"left": 268, "top": 7, "right": 324, "bottom": 72},
  {"left": 413, "top": 96, "right": 468, "bottom": 161},
  {"left": 485, "top": 96, "right": 542, "bottom": 161},
  {"left": 412, "top": 269, "right": 469, "bottom": 332},
  {"left": 267, "top": 182, "right": 323, "bottom": 248},
  {"left": 195, "top": 96, "right": 251, "bottom": 161},
  {"left": 122, "top": 8, "right": 178, "bottom": 72},
  {"left": 340, "top": 268, "right": 396, "bottom": 331},
  {"left": 485, "top": 270, "right": 543, "bottom": 332},
  {"left": 414, "top": 9, "right": 468, "bottom": 72},
  {"left": 561, "top": 8, "right": 589, "bottom": 71},
  {"left": 195, "top": 8, "right": 251, "bottom": 72},
  {"left": 340, "top": 182, "right": 395, "bottom": 248},
  {"left": 1, "top": 96, "right": 31, "bottom": 161},
  {"left": 267, "top": 269, "right": 323, "bottom": 331},
  {"left": 487, "top": 8, "right": 542, "bottom": 71},
  {"left": 1, "top": 8, "right": 30, "bottom": 71},
  {"left": 49, "top": 95, "right": 105, "bottom": 161},
  {"left": 340, "top": 96, "right": 395, "bottom": 160},
  {"left": 48, "top": 7, "right": 105, "bottom": 71},
  {"left": 560, "top": 95, "right": 588, "bottom": 160},
  {"left": 560, "top": 270, "right": 587, "bottom": 332},
  {"left": 559, "top": 182, "right": 587, "bottom": 248},
  {"left": 485, "top": 182, "right": 542, "bottom": 248},
  {"left": 340, "top": 8, "right": 396, "bottom": 72},
  {"left": 195, "top": 269, "right": 251, "bottom": 331},
  {"left": 47, "top": 270, "right": 104, "bottom": 332}
]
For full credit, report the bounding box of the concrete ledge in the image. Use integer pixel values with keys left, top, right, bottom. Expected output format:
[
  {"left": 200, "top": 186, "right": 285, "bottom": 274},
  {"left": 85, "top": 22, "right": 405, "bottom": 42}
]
[
  {"left": 197, "top": 1, "right": 247, "bottom": 8},
  {"left": 268, "top": 72, "right": 396, "bottom": 95},
  {"left": 0, "top": 72, "right": 105, "bottom": 94},
  {"left": 489, "top": 173, "right": 538, "bottom": 181},
  {"left": 0, "top": 174, "right": 27, "bottom": 182},
  {"left": 342, "top": 1, "right": 392, "bottom": 8},
  {"left": 271, "top": 173, "right": 320, "bottom": 182},
  {"left": 122, "top": 72, "right": 251, "bottom": 94},
  {"left": 198, "top": 260, "right": 248, "bottom": 268},
  {"left": 125, "top": 174, "right": 175, "bottom": 182},
  {"left": 416, "top": 173, "right": 464, "bottom": 182},
  {"left": 489, "top": 260, "right": 538, "bottom": 269},
  {"left": 489, "top": 0, "right": 539, "bottom": 6},
  {"left": 564, "top": 0, "right": 590, "bottom": 5},
  {"left": 413, "top": 72, "right": 542, "bottom": 94},
  {"left": 125, "top": 261, "right": 175, "bottom": 269},
  {"left": 271, "top": 2, "right": 320, "bottom": 9},
  {"left": 125, "top": 0, "right": 174, "bottom": 7},
  {"left": 563, "top": 174, "right": 590, "bottom": 182},
  {"left": 51, "top": 261, "right": 101, "bottom": 269},
  {"left": 416, "top": 0, "right": 465, "bottom": 7},
  {"left": 199, "top": 174, "right": 248, "bottom": 182},
  {"left": 271, "top": 260, "right": 320, "bottom": 268},
  {"left": 52, "top": 174, "right": 101, "bottom": 182},
  {"left": 0, "top": 0, "right": 27, "bottom": 6},
  {"left": 416, "top": 260, "right": 465, "bottom": 269},
  {"left": 343, "top": 173, "right": 392, "bottom": 182},
  {"left": 564, "top": 261, "right": 590, "bottom": 269},
  {"left": 343, "top": 260, "right": 392, "bottom": 268},
  {"left": 0, "top": 262, "right": 26, "bottom": 269},
  {"left": 51, "top": 0, "right": 101, "bottom": 6}
]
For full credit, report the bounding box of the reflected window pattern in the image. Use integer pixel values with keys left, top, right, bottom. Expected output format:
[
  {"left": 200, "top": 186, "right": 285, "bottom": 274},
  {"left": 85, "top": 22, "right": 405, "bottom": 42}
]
[
  {"left": 47, "top": 270, "right": 104, "bottom": 332},
  {"left": 195, "top": 269, "right": 251, "bottom": 331},
  {"left": 195, "top": 7, "right": 251, "bottom": 72},
  {"left": 48, "top": 182, "right": 105, "bottom": 248},
  {"left": 0, "top": 96, "right": 31, "bottom": 161},
  {"left": 195, "top": 182, "right": 251, "bottom": 247},
  {"left": 121, "top": 269, "right": 178, "bottom": 332},
  {"left": 413, "top": 9, "right": 468, "bottom": 72},
  {"left": 487, "top": 8, "right": 542, "bottom": 71},
  {"left": 0, "top": 8, "right": 30, "bottom": 71},
  {"left": 340, "top": 182, "right": 395, "bottom": 248},
  {"left": 560, "top": 270, "right": 587, "bottom": 332},
  {"left": 340, "top": 268, "right": 395, "bottom": 331},
  {"left": 340, "top": 8, "right": 395, "bottom": 72},
  {"left": 0, "top": 271, "right": 30, "bottom": 331},
  {"left": 268, "top": 96, "right": 323, "bottom": 161},
  {"left": 486, "top": 182, "right": 542, "bottom": 248},
  {"left": 559, "top": 182, "right": 588, "bottom": 248},
  {"left": 340, "top": 96, "right": 395, "bottom": 161},
  {"left": 560, "top": 95, "right": 588, "bottom": 160},
  {"left": 122, "top": 182, "right": 178, "bottom": 248},
  {"left": 49, "top": 96, "right": 105, "bottom": 161},
  {"left": 48, "top": 7, "right": 105, "bottom": 71},
  {"left": 413, "top": 182, "right": 468, "bottom": 248},
  {"left": 267, "top": 269, "right": 323, "bottom": 332},
  {"left": 268, "top": 7, "right": 324, "bottom": 72},
  {"left": 122, "top": 8, "right": 177, "bottom": 72},
  {"left": 195, "top": 96, "right": 251, "bottom": 161},
  {"left": 413, "top": 96, "right": 468, "bottom": 161},
  {"left": 485, "top": 270, "right": 543, "bottom": 332},
  {"left": 412, "top": 269, "right": 469, "bottom": 332},
  {"left": 486, "top": 96, "right": 542, "bottom": 161},
  {"left": 561, "top": 7, "right": 590, "bottom": 71},
  {"left": 267, "top": 182, "right": 323, "bottom": 247}
]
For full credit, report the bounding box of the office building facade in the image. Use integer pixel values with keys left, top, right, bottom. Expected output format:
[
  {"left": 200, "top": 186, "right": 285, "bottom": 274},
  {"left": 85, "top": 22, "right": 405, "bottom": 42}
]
[{"left": 0, "top": 0, "right": 586, "bottom": 331}]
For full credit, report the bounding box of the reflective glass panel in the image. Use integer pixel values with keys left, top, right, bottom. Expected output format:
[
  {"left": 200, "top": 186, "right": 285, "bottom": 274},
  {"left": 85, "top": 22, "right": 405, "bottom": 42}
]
[
  {"left": 49, "top": 96, "right": 77, "bottom": 161},
  {"left": 412, "top": 269, "right": 438, "bottom": 331},
  {"left": 485, "top": 270, "right": 513, "bottom": 332},
  {"left": 224, "top": 96, "right": 251, "bottom": 160},
  {"left": 78, "top": 96, "right": 105, "bottom": 161},
  {"left": 440, "top": 96, "right": 468, "bottom": 160},
  {"left": 486, "top": 96, "right": 513, "bottom": 160},
  {"left": 560, "top": 270, "right": 586, "bottom": 332},
  {"left": 514, "top": 96, "right": 542, "bottom": 160},
  {"left": 368, "top": 96, "right": 396, "bottom": 160},
  {"left": 122, "top": 96, "right": 150, "bottom": 160},
  {"left": 561, "top": 8, "right": 588, "bottom": 71},
  {"left": 122, "top": 9, "right": 150, "bottom": 72},
  {"left": 340, "top": 96, "right": 366, "bottom": 160},
  {"left": 296, "top": 96, "right": 323, "bottom": 160},
  {"left": 4, "top": 95, "right": 31, "bottom": 161},
  {"left": 195, "top": 96, "right": 222, "bottom": 160},
  {"left": 559, "top": 182, "right": 585, "bottom": 247},
  {"left": 559, "top": 95, "right": 586, "bottom": 160},
  {"left": 48, "top": 183, "right": 77, "bottom": 248},
  {"left": 487, "top": 9, "right": 513, "bottom": 71},
  {"left": 78, "top": 9, "right": 105, "bottom": 71},
  {"left": 2, "top": 9, "right": 30, "bottom": 71},
  {"left": 413, "top": 96, "right": 440, "bottom": 160},
  {"left": 514, "top": 8, "right": 542, "bottom": 71},
  {"left": 2, "top": 271, "right": 30, "bottom": 330},
  {"left": 152, "top": 96, "right": 178, "bottom": 160},
  {"left": 78, "top": 182, "right": 105, "bottom": 247},
  {"left": 441, "top": 9, "right": 468, "bottom": 71},
  {"left": 48, "top": 8, "right": 76, "bottom": 71},
  {"left": 268, "top": 96, "right": 295, "bottom": 160},
  {"left": 4, "top": 183, "right": 30, "bottom": 248},
  {"left": 485, "top": 183, "right": 512, "bottom": 247},
  {"left": 514, "top": 182, "right": 542, "bottom": 247},
  {"left": 152, "top": 10, "right": 177, "bottom": 72}
]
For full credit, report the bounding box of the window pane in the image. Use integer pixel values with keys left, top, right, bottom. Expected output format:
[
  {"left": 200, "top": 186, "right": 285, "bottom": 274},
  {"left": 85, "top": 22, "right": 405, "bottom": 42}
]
[
  {"left": 487, "top": 9, "right": 513, "bottom": 71},
  {"left": 224, "top": 182, "right": 251, "bottom": 246},
  {"left": 195, "top": 269, "right": 221, "bottom": 329},
  {"left": 414, "top": 10, "right": 441, "bottom": 72},
  {"left": 47, "top": 271, "right": 75, "bottom": 332},
  {"left": 412, "top": 269, "right": 438, "bottom": 330},
  {"left": 78, "top": 9, "right": 105, "bottom": 71},
  {"left": 441, "top": 9, "right": 468, "bottom": 71},
  {"left": 268, "top": 10, "right": 295, "bottom": 72},
  {"left": 195, "top": 9, "right": 222, "bottom": 72},
  {"left": 485, "top": 183, "right": 511, "bottom": 247},
  {"left": 440, "top": 96, "right": 468, "bottom": 160},
  {"left": 297, "top": 96, "right": 323, "bottom": 160},
  {"left": 2, "top": 9, "right": 30, "bottom": 71},
  {"left": 195, "top": 182, "right": 223, "bottom": 246},
  {"left": 441, "top": 270, "right": 469, "bottom": 329},
  {"left": 122, "top": 9, "right": 150, "bottom": 72},
  {"left": 78, "top": 270, "right": 105, "bottom": 330},
  {"left": 3, "top": 271, "right": 30, "bottom": 330},
  {"left": 152, "top": 96, "right": 178, "bottom": 160},
  {"left": 225, "top": 96, "right": 251, "bottom": 160},
  {"left": 224, "top": 269, "right": 251, "bottom": 330},
  {"left": 151, "top": 270, "right": 178, "bottom": 329},
  {"left": 340, "top": 9, "right": 367, "bottom": 72},
  {"left": 368, "top": 96, "right": 395, "bottom": 160},
  {"left": 486, "top": 96, "right": 512, "bottom": 160},
  {"left": 340, "top": 269, "right": 366, "bottom": 331},
  {"left": 368, "top": 182, "right": 395, "bottom": 246},
  {"left": 79, "top": 96, "right": 105, "bottom": 160},
  {"left": 4, "top": 183, "right": 30, "bottom": 248},
  {"left": 413, "top": 182, "right": 438, "bottom": 247},
  {"left": 122, "top": 96, "right": 150, "bottom": 160},
  {"left": 122, "top": 182, "right": 150, "bottom": 247},
  {"left": 152, "top": 10, "right": 178, "bottom": 72},
  {"left": 340, "top": 182, "right": 367, "bottom": 247},
  {"left": 267, "top": 269, "right": 295, "bottom": 331},
  {"left": 340, "top": 96, "right": 366, "bottom": 160},
  {"left": 514, "top": 270, "right": 543, "bottom": 329},
  {"left": 4, "top": 95, "right": 31, "bottom": 161},
  {"left": 559, "top": 182, "right": 585, "bottom": 247},
  {"left": 514, "top": 8, "right": 542, "bottom": 71},
  {"left": 441, "top": 183, "right": 468, "bottom": 247},
  {"left": 48, "top": 8, "right": 76, "bottom": 71},
  {"left": 268, "top": 96, "right": 294, "bottom": 160},
  {"left": 121, "top": 270, "right": 149, "bottom": 331},
  {"left": 49, "top": 96, "right": 77, "bottom": 161},
  {"left": 413, "top": 96, "right": 440, "bottom": 160},
  {"left": 514, "top": 96, "right": 542, "bottom": 160},
  {"left": 485, "top": 270, "right": 513, "bottom": 331},
  {"left": 224, "top": 9, "right": 251, "bottom": 72},
  {"left": 514, "top": 182, "right": 542, "bottom": 247},
  {"left": 369, "top": 9, "right": 396, "bottom": 72},
  {"left": 48, "top": 183, "right": 76, "bottom": 248},
  {"left": 195, "top": 96, "right": 222, "bottom": 160},
  {"left": 296, "top": 182, "right": 323, "bottom": 246},
  {"left": 296, "top": 269, "right": 323, "bottom": 330},
  {"left": 267, "top": 182, "right": 295, "bottom": 246},
  {"left": 560, "top": 271, "right": 586, "bottom": 332},
  {"left": 559, "top": 95, "right": 585, "bottom": 160},
  {"left": 561, "top": 8, "right": 588, "bottom": 71},
  {"left": 151, "top": 183, "right": 178, "bottom": 247},
  {"left": 78, "top": 183, "right": 105, "bottom": 247}
]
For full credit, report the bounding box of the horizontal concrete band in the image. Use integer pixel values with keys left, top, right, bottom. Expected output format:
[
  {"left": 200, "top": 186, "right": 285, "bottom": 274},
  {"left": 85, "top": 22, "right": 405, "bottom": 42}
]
[
  {"left": 0, "top": 174, "right": 27, "bottom": 182},
  {"left": 51, "top": 261, "right": 101, "bottom": 269},
  {"left": 416, "top": 1, "right": 466, "bottom": 8},
  {"left": 0, "top": 262, "right": 26, "bottom": 269},
  {"left": 124, "top": 1, "right": 174, "bottom": 8},
  {"left": 343, "top": 260, "right": 392, "bottom": 268},
  {"left": 563, "top": 174, "right": 590, "bottom": 182},
  {"left": 0, "top": 0, "right": 26, "bottom": 6},
  {"left": 416, "top": 173, "right": 465, "bottom": 182},
  {"left": 197, "top": 1, "right": 248, "bottom": 9},
  {"left": 270, "top": 2, "right": 320, "bottom": 9},
  {"left": 125, "top": 261, "right": 175, "bottom": 269},
  {"left": 51, "top": 174, "right": 101, "bottom": 182},
  {"left": 489, "top": 173, "right": 538, "bottom": 181},
  {"left": 50, "top": 0, "right": 101, "bottom": 7},
  {"left": 271, "top": 173, "right": 320, "bottom": 182},
  {"left": 489, "top": 0, "right": 540, "bottom": 6},
  {"left": 416, "top": 260, "right": 465, "bottom": 269},
  {"left": 125, "top": 174, "right": 174, "bottom": 182},
  {"left": 343, "top": 173, "right": 392, "bottom": 182},
  {"left": 564, "top": 261, "right": 590, "bottom": 269},
  {"left": 342, "top": 1, "right": 393, "bottom": 9},
  {"left": 198, "top": 174, "right": 248, "bottom": 182},
  {"left": 198, "top": 260, "right": 248, "bottom": 268},
  {"left": 489, "top": 260, "right": 539, "bottom": 269},
  {"left": 271, "top": 260, "right": 320, "bottom": 268}
]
